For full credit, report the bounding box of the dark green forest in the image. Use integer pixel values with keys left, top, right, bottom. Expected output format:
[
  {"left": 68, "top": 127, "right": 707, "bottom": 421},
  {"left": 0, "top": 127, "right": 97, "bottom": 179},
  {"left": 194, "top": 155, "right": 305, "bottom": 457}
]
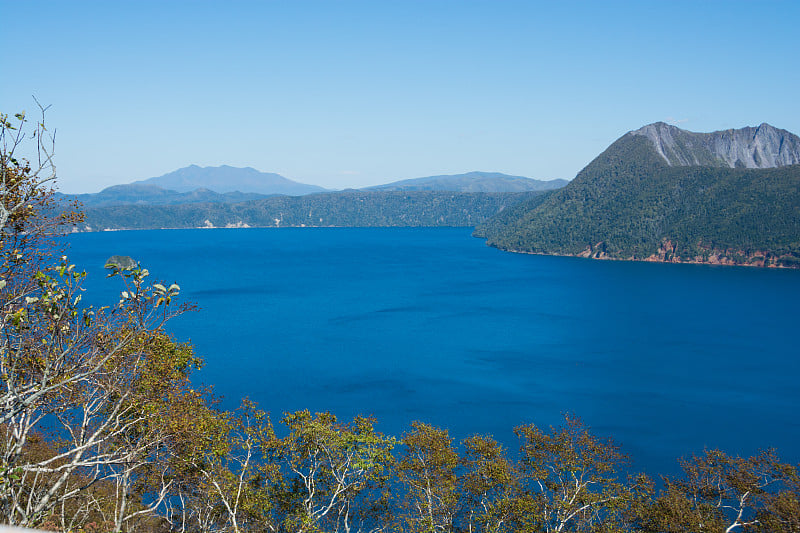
[
  {"left": 76, "top": 190, "right": 542, "bottom": 231},
  {"left": 475, "top": 135, "right": 800, "bottom": 267}
]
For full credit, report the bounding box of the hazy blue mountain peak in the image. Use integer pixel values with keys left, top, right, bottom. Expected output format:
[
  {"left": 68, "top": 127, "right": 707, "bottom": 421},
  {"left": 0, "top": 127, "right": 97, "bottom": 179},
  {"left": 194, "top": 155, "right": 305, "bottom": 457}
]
[{"left": 134, "top": 165, "right": 327, "bottom": 195}]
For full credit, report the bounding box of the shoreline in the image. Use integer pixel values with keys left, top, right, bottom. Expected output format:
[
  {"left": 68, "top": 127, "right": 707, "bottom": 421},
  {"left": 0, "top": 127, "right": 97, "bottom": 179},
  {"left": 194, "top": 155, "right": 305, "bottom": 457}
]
[
  {"left": 69, "top": 226, "right": 799, "bottom": 270},
  {"left": 71, "top": 224, "right": 478, "bottom": 233},
  {"left": 495, "top": 245, "right": 796, "bottom": 269}
]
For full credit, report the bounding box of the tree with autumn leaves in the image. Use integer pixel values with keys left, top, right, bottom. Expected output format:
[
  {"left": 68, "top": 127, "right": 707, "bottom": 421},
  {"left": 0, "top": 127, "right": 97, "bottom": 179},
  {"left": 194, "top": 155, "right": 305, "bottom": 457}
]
[
  {"left": 1, "top": 106, "right": 799, "bottom": 532},
  {"left": 0, "top": 106, "right": 216, "bottom": 530},
  {"left": 393, "top": 420, "right": 800, "bottom": 533}
]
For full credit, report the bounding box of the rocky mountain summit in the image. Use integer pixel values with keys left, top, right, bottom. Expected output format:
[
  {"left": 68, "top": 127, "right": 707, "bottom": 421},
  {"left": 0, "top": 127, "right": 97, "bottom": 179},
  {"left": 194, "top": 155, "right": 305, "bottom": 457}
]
[{"left": 631, "top": 122, "right": 800, "bottom": 168}]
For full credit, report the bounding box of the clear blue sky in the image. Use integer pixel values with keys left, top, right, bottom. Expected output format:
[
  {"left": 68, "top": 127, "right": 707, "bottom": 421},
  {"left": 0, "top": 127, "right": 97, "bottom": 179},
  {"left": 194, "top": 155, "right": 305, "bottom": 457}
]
[{"left": 3, "top": 0, "right": 798, "bottom": 193}]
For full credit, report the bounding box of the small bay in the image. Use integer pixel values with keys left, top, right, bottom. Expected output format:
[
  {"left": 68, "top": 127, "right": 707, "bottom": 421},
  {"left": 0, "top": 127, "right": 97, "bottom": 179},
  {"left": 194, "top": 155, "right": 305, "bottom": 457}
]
[{"left": 67, "top": 227, "right": 800, "bottom": 474}]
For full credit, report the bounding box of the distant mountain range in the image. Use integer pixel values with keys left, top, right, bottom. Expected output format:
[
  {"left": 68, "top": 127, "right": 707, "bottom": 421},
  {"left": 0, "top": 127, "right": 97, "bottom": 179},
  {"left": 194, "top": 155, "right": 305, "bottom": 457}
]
[
  {"left": 64, "top": 166, "right": 560, "bottom": 230},
  {"left": 366, "top": 172, "right": 567, "bottom": 192},
  {"left": 62, "top": 166, "right": 564, "bottom": 209},
  {"left": 134, "top": 165, "right": 327, "bottom": 195},
  {"left": 475, "top": 122, "right": 800, "bottom": 267}
]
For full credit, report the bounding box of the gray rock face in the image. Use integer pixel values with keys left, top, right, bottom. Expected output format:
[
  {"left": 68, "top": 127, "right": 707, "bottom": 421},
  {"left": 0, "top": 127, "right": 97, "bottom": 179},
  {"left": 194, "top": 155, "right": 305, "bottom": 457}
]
[{"left": 631, "top": 122, "right": 800, "bottom": 168}]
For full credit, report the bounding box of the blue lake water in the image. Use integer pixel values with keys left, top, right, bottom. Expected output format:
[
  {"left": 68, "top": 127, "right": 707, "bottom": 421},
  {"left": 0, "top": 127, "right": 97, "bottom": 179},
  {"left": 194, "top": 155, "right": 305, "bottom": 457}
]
[{"left": 66, "top": 227, "right": 800, "bottom": 474}]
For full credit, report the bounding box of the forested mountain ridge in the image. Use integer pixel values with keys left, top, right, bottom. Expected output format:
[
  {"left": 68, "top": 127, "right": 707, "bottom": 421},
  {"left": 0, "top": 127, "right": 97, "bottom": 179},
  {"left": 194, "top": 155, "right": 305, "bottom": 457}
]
[
  {"left": 366, "top": 171, "right": 567, "bottom": 192},
  {"left": 58, "top": 183, "right": 271, "bottom": 207},
  {"left": 77, "top": 190, "right": 542, "bottom": 231},
  {"left": 63, "top": 167, "right": 565, "bottom": 231},
  {"left": 475, "top": 125, "right": 800, "bottom": 268}
]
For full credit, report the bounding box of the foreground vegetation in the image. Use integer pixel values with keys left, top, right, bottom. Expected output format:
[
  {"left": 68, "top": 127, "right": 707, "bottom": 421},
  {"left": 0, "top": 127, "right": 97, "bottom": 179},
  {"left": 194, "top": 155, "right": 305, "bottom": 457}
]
[{"left": 2, "top": 110, "right": 799, "bottom": 532}]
